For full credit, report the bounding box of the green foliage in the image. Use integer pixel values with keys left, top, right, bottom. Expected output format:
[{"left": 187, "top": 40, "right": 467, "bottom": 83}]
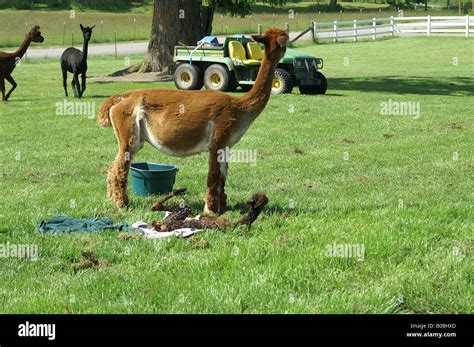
[
  {"left": 0, "top": 0, "right": 150, "bottom": 10},
  {"left": 204, "top": 0, "right": 287, "bottom": 16},
  {"left": 386, "top": 0, "right": 415, "bottom": 9}
]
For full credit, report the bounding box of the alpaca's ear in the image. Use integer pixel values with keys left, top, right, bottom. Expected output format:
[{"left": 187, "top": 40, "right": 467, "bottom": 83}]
[
  {"left": 251, "top": 35, "right": 267, "bottom": 44},
  {"left": 80, "top": 24, "right": 84, "bottom": 31},
  {"left": 91, "top": 24, "right": 96, "bottom": 30}
]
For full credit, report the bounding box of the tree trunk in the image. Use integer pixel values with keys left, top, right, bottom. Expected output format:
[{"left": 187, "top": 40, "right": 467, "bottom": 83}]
[
  {"left": 330, "top": 0, "right": 338, "bottom": 7},
  {"left": 129, "top": 0, "right": 213, "bottom": 75}
]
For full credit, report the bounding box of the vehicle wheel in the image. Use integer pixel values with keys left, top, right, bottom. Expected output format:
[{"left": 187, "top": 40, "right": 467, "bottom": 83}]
[
  {"left": 174, "top": 64, "right": 203, "bottom": 90},
  {"left": 272, "top": 68, "right": 294, "bottom": 94},
  {"left": 299, "top": 72, "right": 328, "bottom": 95},
  {"left": 204, "top": 64, "right": 233, "bottom": 92},
  {"left": 240, "top": 84, "right": 253, "bottom": 92}
]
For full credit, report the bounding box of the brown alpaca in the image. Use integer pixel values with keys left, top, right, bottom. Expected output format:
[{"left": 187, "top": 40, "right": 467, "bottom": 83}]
[
  {"left": 0, "top": 26, "right": 44, "bottom": 101},
  {"left": 98, "top": 28, "right": 289, "bottom": 214}
]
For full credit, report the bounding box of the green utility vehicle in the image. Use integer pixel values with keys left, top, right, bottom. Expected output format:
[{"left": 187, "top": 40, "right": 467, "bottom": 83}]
[{"left": 173, "top": 35, "right": 327, "bottom": 95}]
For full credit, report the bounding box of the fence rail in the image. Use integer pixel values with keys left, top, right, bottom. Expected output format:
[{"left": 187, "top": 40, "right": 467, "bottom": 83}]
[{"left": 308, "top": 15, "right": 473, "bottom": 42}]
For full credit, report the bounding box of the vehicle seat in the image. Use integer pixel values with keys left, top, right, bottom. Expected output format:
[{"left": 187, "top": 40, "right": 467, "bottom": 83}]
[
  {"left": 228, "top": 41, "right": 260, "bottom": 66},
  {"left": 246, "top": 42, "right": 264, "bottom": 61}
]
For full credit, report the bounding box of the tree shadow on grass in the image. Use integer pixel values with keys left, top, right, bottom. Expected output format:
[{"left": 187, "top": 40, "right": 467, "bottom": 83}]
[{"left": 330, "top": 76, "right": 473, "bottom": 96}]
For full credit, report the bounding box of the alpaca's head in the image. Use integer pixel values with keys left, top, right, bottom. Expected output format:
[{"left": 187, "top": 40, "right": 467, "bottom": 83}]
[
  {"left": 251, "top": 28, "right": 289, "bottom": 62},
  {"left": 29, "top": 25, "right": 44, "bottom": 43},
  {"left": 80, "top": 24, "right": 96, "bottom": 42},
  {"left": 248, "top": 193, "right": 269, "bottom": 209}
]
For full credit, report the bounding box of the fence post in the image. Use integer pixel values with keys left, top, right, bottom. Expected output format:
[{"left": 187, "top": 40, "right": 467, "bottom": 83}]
[
  {"left": 114, "top": 30, "right": 117, "bottom": 59},
  {"left": 390, "top": 16, "right": 394, "bottom": 37},
  {"left": 100, "top": 20, "right": 103, "bottom": 42},
  {"left": 333, "top": 21, "right": 337, "bottom": 42},
  {"left": 285, "top": 22, "right": 289, "bottom": 33},
  {"left": 353, "top": 19, "right": 357, "bottom": 42},
  {"left": 312, "top": 21, "right": 317, "bottom": 43},
  {"left": 258, "top": 24, "right": 263, "bottom": 35},
  {"left": 372, "top": 18, "right": 377, "bottom": 40},
  {"left": 466, "top": 15, "right": 470, "bottom": 38},
  {"left": 427, "top": 15, "right": 431, "bottom": 36},
  {"left": 71, "top": 32, "right": 74, "bottom": 47},
  {"left": 133, "top": 18, "right": 136, "bottom": 42},
  {"left": 62, "top": 22, "right": 66, "bottom": 46}
]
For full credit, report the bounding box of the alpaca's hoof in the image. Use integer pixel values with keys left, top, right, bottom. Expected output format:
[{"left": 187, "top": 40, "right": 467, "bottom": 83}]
[
  {"left": 218, "top": 197, "right": 227, "bottom": 214},
  {"left": 115, "top": 196, "right": 129, "bottom": 209},
  {"left": 203, "top": 202, "right": 217, "bottom": 216}
]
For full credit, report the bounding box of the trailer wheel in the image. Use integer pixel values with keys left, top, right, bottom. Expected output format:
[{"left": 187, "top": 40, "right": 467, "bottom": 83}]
[
  {"left": 299, "top": 72, "right": 328, "bottom": 95},
  {"left": 272, "top": 68, "right": 294, "bottom": 94},
  {"left": 174, "top": 64, "right": 203, "bottom": 90},
  {"left": 204, "top": 64, "right": 234, "bottom": 92}
]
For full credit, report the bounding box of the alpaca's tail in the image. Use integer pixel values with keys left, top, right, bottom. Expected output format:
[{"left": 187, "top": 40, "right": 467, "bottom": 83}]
[{"left": 98, "top": 93, "right": 130, "bottom": 127}]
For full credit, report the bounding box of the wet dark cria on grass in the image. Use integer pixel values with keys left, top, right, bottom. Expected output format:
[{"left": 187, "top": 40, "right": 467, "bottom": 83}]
[{"left": 150, "top": 189, "right": 269, "bottom": 232}]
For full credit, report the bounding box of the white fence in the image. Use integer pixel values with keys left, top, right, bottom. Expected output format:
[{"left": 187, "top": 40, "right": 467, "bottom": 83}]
[{"left": 312, "top": 15, "right": 473, "bottom": 42}]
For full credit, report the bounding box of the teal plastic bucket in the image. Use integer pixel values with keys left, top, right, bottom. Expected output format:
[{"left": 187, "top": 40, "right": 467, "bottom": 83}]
[{"left": 130, "top": 162, "right": 179, "bottom": 196}]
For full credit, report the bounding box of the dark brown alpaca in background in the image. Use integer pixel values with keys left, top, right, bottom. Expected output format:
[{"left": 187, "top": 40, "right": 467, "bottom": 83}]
[{"left": 0, "top": 26, "right": 44, "bottom": 101}]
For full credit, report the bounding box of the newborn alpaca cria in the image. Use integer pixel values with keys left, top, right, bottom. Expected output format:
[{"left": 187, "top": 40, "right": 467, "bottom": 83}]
[{"left": 150, "top": 189, "right": 268, "bottom": 232}]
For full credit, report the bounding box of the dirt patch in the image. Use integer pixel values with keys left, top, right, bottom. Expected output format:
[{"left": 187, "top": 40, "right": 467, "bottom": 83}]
[
  {"left": 26, "top": 171, "right": 40, "bottom": 178},
  {"left": 357, "top": 175, "right": 370, "bottom": 182},
  {"left": 383, "top": 133, "right": 394, "bottom": 139},
  {"left": 293, "top": 146, "right": 304, "bottom": 154},
  {"left": 334, "top": 138, "right": 355, "bottom": 145},
  {"left": 91, "top": 72, "right": 173, "bottom": 83},
  {"left": 451, "top": 122, "right": 464, "bottom": 129},
  {"left": 73, "top": 250, "right": 109, "bottom": 272}
]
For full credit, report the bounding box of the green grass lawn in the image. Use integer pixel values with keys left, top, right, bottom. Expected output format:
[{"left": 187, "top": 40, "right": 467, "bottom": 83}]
[{"left": 0, "top": 36, "right": 473, "bottom": 313}]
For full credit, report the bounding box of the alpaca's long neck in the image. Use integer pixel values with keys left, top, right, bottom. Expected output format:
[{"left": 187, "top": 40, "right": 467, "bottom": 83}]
[
  {"left": 15, "top": 36, "right": 32, "bottom": 59},
  {"left": 81, "top": 40, "right": 89, "bottom": 62},
  {"left": 238, "top": 53, "right": 279, "bottom": 117}
]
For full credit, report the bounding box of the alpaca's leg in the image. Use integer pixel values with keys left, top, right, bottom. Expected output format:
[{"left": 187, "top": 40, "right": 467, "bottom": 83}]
[
  {"left": 218, "top": 161, "right": 228, "bottom": 213},
  {"left": 72, "top": 74, "right": 79, "bottom": 98},
  {"left": 4, "top": 75, "right": 16, "bottom": 101},
  {"left": 107, "top": 104, "right": 141, "bottom": 208},
  {"left": 62, "top": 69, "right": 68, "bottom": 97},
  {"left": 76, "top": 74, "right": 82, "bottom": 99},
  {"left": 0, "top": 78, "right": 5, "bottom": 101},
  {"left": 80, "top": 73, "right": 86, "bottom": 97},
  {"left": 71, "top": 76, "right": 77, "bottom": 98},
  {"left": 107, "top": 146, "right": 132, "bottom": 208},
  {"left": 204, "top": 149, "right": 223, "bottom": 215}
]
